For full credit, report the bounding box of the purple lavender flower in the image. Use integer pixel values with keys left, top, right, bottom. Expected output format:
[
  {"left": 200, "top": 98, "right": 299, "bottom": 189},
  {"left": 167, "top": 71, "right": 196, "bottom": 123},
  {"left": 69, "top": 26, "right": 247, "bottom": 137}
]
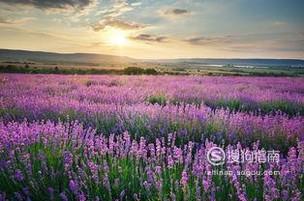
[
  {"left": 77, "top": 192, "right": 86, "bottom": 201},
  {"left": 63, "top": 151, "right": 73, "bottom": 170},
  {"left": 14, "top": 169, "right": 24, "bottom": 182},
  {"left": 59, "top": 192, "right": 68, "bottom": 201},
  {"left": 180, "top": 170, "right": 189, "bottom": 187},
  {"left": 69, "top": 180, "right": 79, "bottom": 194},
  {"left": 0, "top": 192, "right": 6, "bottom": 201}
]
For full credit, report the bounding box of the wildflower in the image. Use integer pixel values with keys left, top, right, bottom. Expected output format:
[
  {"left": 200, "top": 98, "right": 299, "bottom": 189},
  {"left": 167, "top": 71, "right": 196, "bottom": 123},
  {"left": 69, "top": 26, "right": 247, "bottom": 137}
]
[
  {"left": 63, "top": 151, "right": 73, "bottom": 170},
  {"left": 170, "top": 192, "right": 176, "bottom": 201},
  {"left": 22, "top": 187, "right": 30, "bottom": 196},
  {"left": 69, "top": 180, "right": 79, "bottom": 194},
  {"left": 77, "top": 192, "right": 86, "bottom": 201},
  {"left": 119, "top": 190, "right": 126, "bottom": 200},
  {"left": 263, "top": 173, "right": 279, "bottom": 201},
  {"left": 14, "top": 192, "right": 23, "bottom": 201},
  {"left": 195, "top": 181, "right": 201, "bottom": 201},
  {"left": 14, "top": 169, "right": 24, "bottom": 182},
  {"left": 155, "top": 166, "right": 162, "bottom": 175},
  {"left": 88, "top": 161, "right": 99, "bottom": 183},
  {"left": 167, "top": 155, "right": 174, "bottom": 168},
  {"left": 180, "top": 170, "right": 189, "bottom": 187},
  {"left": 60, "top": 192, "right": 68, "bottom": 201},
  {"left": 0, "top": 192, "right": 7, "bottom": 201},
  {"left": 143, "top": 181, "right": 151, "bottom": 190},
  {"left": 103, "top": 174, "right": 111, "bottom": 191},
  {"left": 173, "top": 146, "right": 183, "bottom": 163},
  {"left": 133, "top": 193, "right": 139, "bottom": 201},
  {"left": 146, "top": 167, "right": 155, "bottom": 184}
]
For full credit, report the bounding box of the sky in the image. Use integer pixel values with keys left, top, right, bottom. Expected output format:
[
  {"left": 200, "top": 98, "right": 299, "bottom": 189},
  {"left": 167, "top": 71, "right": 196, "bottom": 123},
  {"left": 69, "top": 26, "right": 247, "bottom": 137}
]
[{"left": 0, "top": 0, "right": 303, "bottom": 59}]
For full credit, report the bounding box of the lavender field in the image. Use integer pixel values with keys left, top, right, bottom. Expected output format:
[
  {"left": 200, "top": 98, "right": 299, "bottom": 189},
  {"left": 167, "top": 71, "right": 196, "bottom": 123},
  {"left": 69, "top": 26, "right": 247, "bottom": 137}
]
[{"left": 0, "top": 74, "right": 303, "bottom": 201}]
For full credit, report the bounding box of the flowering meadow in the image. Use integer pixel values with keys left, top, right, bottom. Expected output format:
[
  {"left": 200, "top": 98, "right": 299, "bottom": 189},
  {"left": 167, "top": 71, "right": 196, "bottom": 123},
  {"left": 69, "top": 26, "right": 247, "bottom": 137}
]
[{"left": 0, "top": 74, "right": 303, "bottom": 201}]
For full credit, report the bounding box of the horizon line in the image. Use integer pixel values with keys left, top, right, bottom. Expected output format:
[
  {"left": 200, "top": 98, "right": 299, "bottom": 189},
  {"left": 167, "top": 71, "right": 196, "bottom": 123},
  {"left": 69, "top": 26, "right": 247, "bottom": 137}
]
[{"left": 1, "top": 48, "right": 303, "bottom": 61}]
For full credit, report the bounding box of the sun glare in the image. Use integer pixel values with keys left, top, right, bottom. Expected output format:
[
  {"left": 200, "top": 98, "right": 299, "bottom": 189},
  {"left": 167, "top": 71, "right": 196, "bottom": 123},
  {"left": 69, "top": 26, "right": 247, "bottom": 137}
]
[{"left": 109, "top": 30, "right": 128, "bottom": 46}]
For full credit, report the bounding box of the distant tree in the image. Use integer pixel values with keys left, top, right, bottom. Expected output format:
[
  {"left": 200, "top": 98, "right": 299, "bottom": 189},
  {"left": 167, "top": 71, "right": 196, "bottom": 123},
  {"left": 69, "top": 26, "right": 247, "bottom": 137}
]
[
  {"left": 123, "top": 67, "right": 159, "bottom": 75},
  {"left": 145, "top": 68, "right": 158, "bottom": 75},
  {"left": 124, "top": 67, "right": 145, "bottom": 75}
]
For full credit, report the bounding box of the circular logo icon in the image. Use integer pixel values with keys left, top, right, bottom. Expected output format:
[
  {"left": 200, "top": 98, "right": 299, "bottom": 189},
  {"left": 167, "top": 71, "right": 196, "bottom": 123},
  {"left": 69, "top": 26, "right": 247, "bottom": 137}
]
[{"left": 207, "top": 147, "right": 225, "bottom": 166}]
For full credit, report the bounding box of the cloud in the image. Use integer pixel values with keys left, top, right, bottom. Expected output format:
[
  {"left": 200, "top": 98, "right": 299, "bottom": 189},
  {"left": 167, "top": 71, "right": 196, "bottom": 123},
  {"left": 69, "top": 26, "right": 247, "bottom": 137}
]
[
  {"left": 271, "top": 21, "right": 288, "bottom": 28},
  {"left": 184, "top": 32, "right": 304, "bottom": 57},
  {"left": 164, "top": 8, "right": 189, "bottom": 16},
  {"left": 184, "top": 36, "right": 231, "bottom": 46},
  {"left": 92, "top": 18, "right": 146, "bottom": 31},
  {"left": 131, "top": 2, "right": 142, "bottom": 7},
  {"left": 129, "top": 34, "right": 168, "bottom": 43},
  {"left": 0, "top": 17, "right": 16, "bottom": 24},
  {"left": 0, "top": 16, "right": 34, "bottom": 25},
  {"left": 0, "top": 26, "right": 85, "bottom": 52},
  {"left": 96, "top": 0, "right": 133, "bottom": 18},
  {"left": 92, "top": 1, "right": 146, "bottom": 31},
  {"left": 159, "top": 8, "right": 191, "bottom": 19},
  {"left": 0, "top": 0, "right": 95, "bottom": 11}
]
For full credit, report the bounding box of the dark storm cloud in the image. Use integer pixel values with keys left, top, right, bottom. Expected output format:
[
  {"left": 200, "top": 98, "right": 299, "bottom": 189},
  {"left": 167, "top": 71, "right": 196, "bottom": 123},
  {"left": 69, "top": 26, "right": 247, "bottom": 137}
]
[
  {"left": 0, "top": 0, "right": 94, "bottom": 10},
  {"left": 129, "top": 34, "right": 168, "bottom": 43}
]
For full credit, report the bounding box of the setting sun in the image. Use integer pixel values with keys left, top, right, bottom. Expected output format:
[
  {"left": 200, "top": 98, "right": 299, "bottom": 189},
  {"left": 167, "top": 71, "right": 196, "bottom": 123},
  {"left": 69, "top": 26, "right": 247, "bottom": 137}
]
[{"left": 108, "top": 30, "right": 128, "bottom": 46}]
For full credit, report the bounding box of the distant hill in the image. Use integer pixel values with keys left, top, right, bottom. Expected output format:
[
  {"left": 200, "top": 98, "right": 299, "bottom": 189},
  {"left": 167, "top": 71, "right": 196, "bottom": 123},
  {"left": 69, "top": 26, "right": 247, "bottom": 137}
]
[
  {"left": 0, "top": 49, "right": 303, "bottom": 68},
  {"left": 0, "top": 49, "right": 136, "bottom": 65}
]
